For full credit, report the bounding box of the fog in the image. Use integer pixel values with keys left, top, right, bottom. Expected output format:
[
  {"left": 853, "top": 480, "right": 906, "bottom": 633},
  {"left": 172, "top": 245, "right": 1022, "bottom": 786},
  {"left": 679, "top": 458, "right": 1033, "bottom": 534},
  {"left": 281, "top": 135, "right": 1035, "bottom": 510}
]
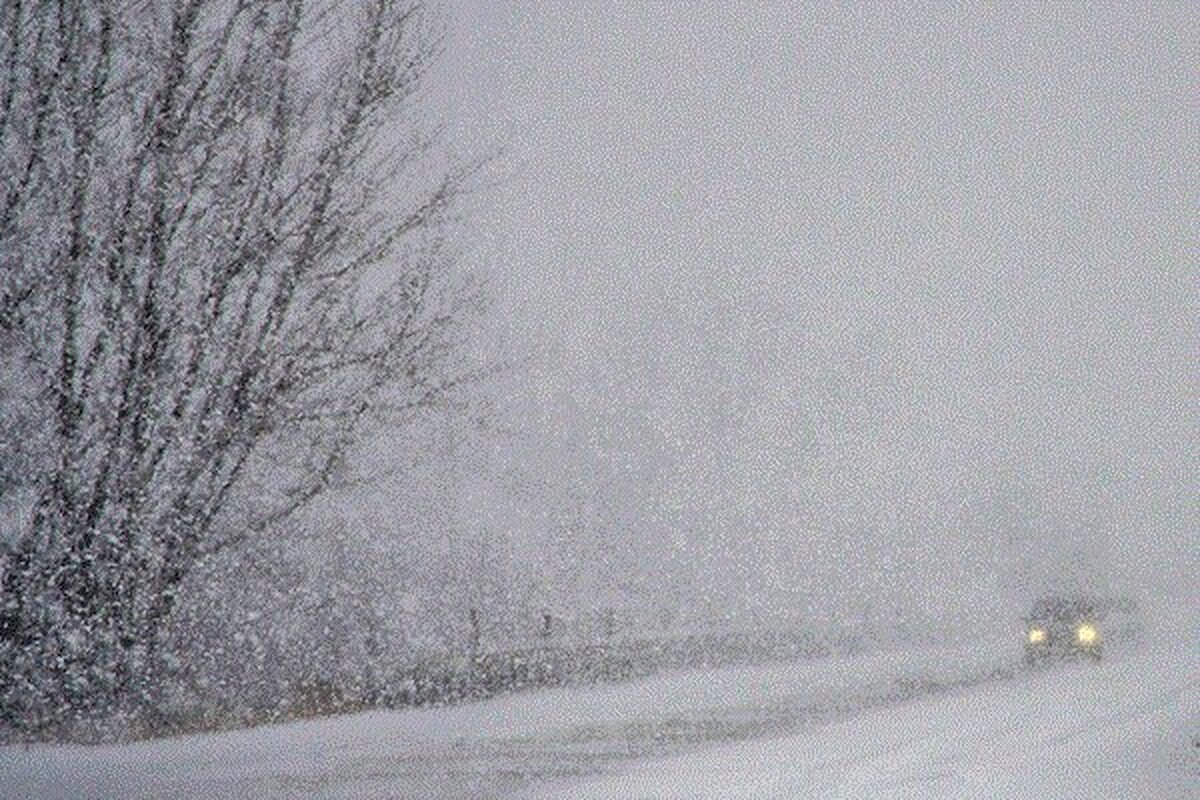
[
  {"left": 415, "top": 1, "right": 1197, "bottom": 634},
  {"left": 1, "top": 0, "right": 1194, "bottom": 759}
]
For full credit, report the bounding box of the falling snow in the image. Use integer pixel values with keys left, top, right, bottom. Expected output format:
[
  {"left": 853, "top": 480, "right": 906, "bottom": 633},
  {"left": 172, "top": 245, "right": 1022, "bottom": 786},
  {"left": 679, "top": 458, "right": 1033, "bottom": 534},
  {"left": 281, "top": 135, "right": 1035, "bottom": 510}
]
[{"left": 1, "top": 1, "right": 1195, "bottom": 798}]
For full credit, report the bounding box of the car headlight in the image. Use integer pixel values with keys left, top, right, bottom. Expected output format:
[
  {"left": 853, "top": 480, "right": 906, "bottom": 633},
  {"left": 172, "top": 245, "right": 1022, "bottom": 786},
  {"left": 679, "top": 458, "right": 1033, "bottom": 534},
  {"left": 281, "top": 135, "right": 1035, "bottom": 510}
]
[
  {"left": 1028, "top": 628, "right": 1046, "bottom": 644},
  {"left": 1076, "top": 623, "right": 1098, "bottom": 645}
]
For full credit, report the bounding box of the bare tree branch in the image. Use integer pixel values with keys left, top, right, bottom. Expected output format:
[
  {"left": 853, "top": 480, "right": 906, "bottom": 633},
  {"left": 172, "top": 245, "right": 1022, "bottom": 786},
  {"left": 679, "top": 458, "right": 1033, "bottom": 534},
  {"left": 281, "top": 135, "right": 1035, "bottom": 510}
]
[{"left": 0, "top": 0, "right": 487, "bottom": 734}]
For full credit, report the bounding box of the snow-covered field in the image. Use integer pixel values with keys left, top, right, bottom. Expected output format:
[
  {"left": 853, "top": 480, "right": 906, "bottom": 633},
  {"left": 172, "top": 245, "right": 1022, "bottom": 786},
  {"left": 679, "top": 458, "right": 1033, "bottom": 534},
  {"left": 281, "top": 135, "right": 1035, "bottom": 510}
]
[{"left": 1, "top": 622, "right": 1194, "bottom": 799}]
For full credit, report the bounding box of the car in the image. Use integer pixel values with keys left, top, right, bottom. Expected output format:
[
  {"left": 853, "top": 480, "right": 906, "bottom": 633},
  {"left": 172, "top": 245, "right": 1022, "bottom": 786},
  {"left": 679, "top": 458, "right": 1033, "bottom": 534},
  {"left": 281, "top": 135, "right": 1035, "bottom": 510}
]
[{"left": 1022, "top": 594, "right": 1104, "bottom": 665}]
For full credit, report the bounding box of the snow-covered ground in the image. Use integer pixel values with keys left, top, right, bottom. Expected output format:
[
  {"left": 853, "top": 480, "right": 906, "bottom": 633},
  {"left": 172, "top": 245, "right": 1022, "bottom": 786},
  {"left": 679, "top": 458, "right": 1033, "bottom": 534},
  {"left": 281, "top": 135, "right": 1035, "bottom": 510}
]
[
  {"left": 532, "top": 637, "right": 1197, "bottom": 800},
  {"left": 1, "top": 621, "right": 1194, "bottom": 799}
]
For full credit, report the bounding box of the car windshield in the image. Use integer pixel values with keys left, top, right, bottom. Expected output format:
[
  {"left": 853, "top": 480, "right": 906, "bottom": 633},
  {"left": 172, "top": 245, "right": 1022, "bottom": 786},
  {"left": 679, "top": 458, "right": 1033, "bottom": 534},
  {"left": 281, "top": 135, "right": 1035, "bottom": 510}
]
[{"left": 1030, "top": 597, "right": 1097, "bottom": 621}]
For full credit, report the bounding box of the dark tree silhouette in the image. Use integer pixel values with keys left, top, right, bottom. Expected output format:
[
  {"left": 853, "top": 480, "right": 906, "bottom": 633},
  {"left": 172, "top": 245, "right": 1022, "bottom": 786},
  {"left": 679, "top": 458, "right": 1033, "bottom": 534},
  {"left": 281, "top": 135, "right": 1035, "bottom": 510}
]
[{"left": 0, "top": 0, "right": 480, "bottom": 735}]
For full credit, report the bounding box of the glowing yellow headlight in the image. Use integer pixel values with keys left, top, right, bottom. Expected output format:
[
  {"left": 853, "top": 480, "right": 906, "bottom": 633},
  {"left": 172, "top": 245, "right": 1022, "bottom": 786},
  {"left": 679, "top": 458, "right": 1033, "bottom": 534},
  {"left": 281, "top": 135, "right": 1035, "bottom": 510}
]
[
  {"left": 1028, "top": 628, "right": 1046, "bottom": 644},
  {"left": 1076, "top": 623, "right": 1098, "bottom": 645}
]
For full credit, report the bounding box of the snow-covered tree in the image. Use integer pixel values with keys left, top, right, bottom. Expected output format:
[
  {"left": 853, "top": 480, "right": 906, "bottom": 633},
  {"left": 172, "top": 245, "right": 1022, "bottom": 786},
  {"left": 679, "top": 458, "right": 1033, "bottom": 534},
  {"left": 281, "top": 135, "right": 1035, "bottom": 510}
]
[{"left": 0, "top": 0, "right": 480, "bottom": 735}]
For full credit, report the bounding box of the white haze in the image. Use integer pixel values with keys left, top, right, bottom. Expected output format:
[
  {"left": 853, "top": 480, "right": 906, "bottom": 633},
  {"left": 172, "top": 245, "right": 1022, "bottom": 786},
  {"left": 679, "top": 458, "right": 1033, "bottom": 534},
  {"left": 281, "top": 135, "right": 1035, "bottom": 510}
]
[{"left": 354, "top": 1, "right": 1196, "bottom": 640}]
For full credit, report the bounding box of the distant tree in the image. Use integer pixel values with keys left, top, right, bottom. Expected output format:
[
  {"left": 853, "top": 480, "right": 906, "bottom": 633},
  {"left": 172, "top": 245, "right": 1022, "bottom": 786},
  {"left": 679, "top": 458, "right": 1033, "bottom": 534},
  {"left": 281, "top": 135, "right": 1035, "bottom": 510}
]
[{"left": 0, "top": 0, "right": 481, "bottom": 735}]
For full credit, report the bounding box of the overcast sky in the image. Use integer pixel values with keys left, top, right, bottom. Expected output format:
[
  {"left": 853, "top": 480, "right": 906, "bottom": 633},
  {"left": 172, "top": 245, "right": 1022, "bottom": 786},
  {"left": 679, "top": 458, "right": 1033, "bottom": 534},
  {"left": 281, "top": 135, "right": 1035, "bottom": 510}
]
[{"left": 424, "top": 2, "right": 1196, "bottom": 624}]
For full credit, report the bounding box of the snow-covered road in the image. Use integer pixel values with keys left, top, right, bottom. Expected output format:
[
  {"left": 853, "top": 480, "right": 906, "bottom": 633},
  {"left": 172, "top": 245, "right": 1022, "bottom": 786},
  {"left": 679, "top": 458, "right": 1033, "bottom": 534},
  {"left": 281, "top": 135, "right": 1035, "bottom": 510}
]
[
  {"left": 1, "top": 628, "right": 1194, "bottom": 799},
  {"left": 535, "top": 637, "right": 1197, "bottom": 800}
]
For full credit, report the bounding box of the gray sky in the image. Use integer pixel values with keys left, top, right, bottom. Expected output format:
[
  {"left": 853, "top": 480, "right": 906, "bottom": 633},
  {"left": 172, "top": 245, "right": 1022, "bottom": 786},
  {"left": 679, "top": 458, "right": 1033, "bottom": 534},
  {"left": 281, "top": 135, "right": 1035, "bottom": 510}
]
[{"left": 429, "top": 2, "right": 1196, "bottom": 624}]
